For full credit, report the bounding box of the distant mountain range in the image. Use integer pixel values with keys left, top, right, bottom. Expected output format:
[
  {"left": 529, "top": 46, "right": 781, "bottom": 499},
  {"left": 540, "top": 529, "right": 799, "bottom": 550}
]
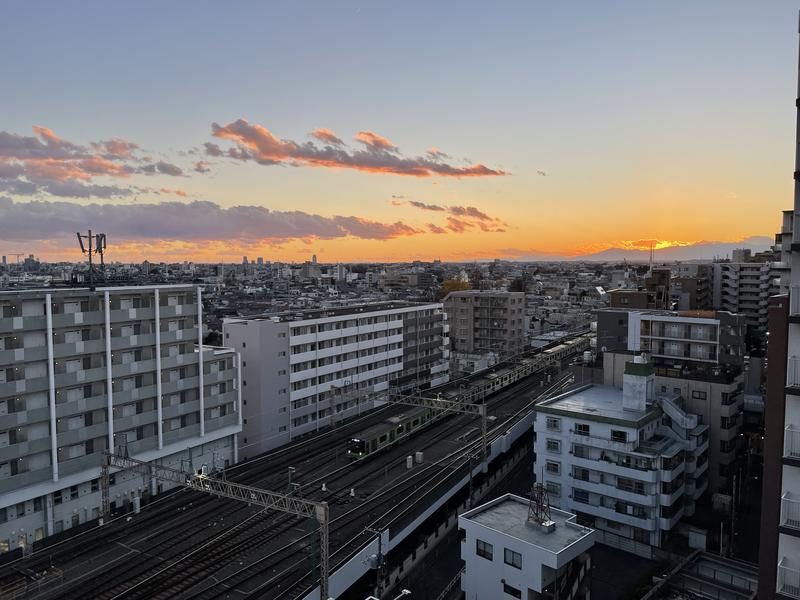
[{"left": 506, "top": 236, "right": 775, "bottom": 263}]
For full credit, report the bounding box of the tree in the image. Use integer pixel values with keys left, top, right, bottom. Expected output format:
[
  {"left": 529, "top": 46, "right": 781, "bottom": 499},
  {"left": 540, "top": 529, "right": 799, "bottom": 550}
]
[{"left": 436, "top": 278, "right": 470, "bottom": 301}]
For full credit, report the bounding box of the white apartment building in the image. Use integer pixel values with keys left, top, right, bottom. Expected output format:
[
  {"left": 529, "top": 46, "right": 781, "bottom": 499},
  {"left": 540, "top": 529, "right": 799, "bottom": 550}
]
[
  {"left": 459, "top": 493, "right": 594, "bottom": 600},
  {"left": 223, "top": 302, "right": 450, "bottom": 457},
  {"left": 534, "top": 357, "right": 709, "bottom": 554},
  {"left": 0, "top": 285, "right": 241, "bottom": 555},
  {"left": 598, "top": 308, "right": 745, "bottom": 493}
]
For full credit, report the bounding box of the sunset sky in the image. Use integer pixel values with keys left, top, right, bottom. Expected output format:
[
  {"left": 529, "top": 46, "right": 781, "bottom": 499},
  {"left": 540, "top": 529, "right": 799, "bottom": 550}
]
[{"left": 1, "top": 1, "right": 798, "bottom": 263}]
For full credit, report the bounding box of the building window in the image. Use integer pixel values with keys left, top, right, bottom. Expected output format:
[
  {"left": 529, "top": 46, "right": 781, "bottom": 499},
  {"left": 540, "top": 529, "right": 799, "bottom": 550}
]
[
  {"left": 545, "top": 417, "right": 561, "bottom": 431},
  {"left": 546, "top": 481, "right": 561, "bottom": 497},
  {"left": 476, "top": 538, "right": 493, "bottom": 560},
  {"left": 242, "top": 342, "right": 246, "bottom": 348},
  {"left": 573, "top": 467, "right": 589, "bottom": 481},
  {"left": 546, "top": 439, "right": 560, "bottom": 453},
  {"left": 545, "top": 461, "right": 560, "bottom": 475},
  {"left": 503, "top": 583, "right": 522, "bottom": 599},
  {"left": 573, "top": 489, "right": 589, "bottom": 504},
  {"left": 691, "top": 390, "right": 707, "bottom": 400},
  {"left": 610, "top": 430, "right": 627, "bottom": 443},
  {"left": 504, "top": 548, "right": 522, "bottom": 569},
  {"left": 575, "top": 423, "right": 590, "bottom": 436}
]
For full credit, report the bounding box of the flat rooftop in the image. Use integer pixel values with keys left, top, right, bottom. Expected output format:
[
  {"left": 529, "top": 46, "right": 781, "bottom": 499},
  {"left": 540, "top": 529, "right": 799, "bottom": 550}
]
[
  {"left": 225, "top": 301, "right": 435, "bottom": 322},
  {"left": 461, "top": 494, "right": 593, "bottom": 554},
  {"left": 537, "top": 384, "right": 661, "bottom": 427}
]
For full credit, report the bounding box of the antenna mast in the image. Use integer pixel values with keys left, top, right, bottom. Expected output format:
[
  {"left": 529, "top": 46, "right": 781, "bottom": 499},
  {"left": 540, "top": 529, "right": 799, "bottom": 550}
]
[{"left": 76, "top": 230, "right": 107, "bottom": 289}]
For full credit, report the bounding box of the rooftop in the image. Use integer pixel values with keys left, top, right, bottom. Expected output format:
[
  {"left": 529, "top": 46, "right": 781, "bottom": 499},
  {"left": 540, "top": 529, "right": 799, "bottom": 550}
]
[
  {"left": 537, "top": 384, "right": 661, "bottom": 427},
  {"left": 461, "top": 494, "right": 593, "bottom": 554},
  {"left": 224, "top": 300, "right": 437, "bottom": 322}
]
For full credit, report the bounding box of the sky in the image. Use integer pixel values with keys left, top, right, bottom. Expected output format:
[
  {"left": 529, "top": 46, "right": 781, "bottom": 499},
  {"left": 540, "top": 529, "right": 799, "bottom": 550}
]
[{"left": 1, "top": 1, "right": 798, "bottom": 263}]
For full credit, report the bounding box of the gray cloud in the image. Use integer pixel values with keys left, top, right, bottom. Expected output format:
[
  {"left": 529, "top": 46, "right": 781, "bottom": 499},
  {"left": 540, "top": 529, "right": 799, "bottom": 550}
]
[
  {"left": 0, "top": 197, "right": 423, "bottom": 243},
  {"left": 139, "top": 160, "right": 184, "bottom": 177}
]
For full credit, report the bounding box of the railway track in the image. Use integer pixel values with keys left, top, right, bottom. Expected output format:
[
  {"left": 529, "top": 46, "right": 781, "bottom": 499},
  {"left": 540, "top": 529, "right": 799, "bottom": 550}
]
[{"left": 1, "top": 332, "right": 588, "bottom": 600}]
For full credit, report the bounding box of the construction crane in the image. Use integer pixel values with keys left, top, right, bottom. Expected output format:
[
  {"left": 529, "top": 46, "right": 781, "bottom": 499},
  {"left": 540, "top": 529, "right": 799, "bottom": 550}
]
[{"left": 100, "top": 452, "right": 332, "bottom": 600}]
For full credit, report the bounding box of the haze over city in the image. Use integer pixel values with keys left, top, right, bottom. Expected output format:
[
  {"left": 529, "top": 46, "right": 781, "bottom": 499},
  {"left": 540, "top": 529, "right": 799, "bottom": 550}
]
[{"left": 1, "top": 1, "right": 797, "bottom": 262}]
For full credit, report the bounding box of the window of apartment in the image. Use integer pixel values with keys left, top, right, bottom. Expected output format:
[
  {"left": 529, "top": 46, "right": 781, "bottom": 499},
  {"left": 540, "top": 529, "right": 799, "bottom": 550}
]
[
  {"left": 575, "top": 423, "right": 590, "bottom": 436},
  {"left": 720, "top": 416, "right": 737, "bottom": 430},
  {"left": 241, "top": 342, "right": 246, "bottom": 348},
  {"left": 504, "top": 548, "right": 522, "bottom": 569},
  {"left": 573, "top": 467, "right": 589, "bottom": 481},
  {"left": 476, "top": 538, "right": 493, "bottom": 560},
  {"left": 546, "top": 439, "right": 560, "bottom": 454},
  {"left": 545, "top": 417, "right": 561, "bottom": 431},
  {"left": 611, "top": 430, "right": 627, "bottom": 443},
  {"left": 546, "top": 481, "right": 561, "bottom": 497},
  {"left": 691, "top": 390, "right": 707, "bottom": 401},
  {"left": 503, "top": 583, "right": 522, "bottom": 599},
  {"left": 573, "top": 489, "right": 590, "bottom": 504},
  {"left": 545, "top": 461, "right": 560, "bottom": 475}
]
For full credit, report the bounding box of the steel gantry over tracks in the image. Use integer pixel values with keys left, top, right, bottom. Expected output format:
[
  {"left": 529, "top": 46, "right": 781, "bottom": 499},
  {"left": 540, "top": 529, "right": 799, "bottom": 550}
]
[
  {"left": 100, "top": 452, "right": 332, "bottom": 600},
  {"left": 385, "top": 392, "right": 489, "bottom": 459}
]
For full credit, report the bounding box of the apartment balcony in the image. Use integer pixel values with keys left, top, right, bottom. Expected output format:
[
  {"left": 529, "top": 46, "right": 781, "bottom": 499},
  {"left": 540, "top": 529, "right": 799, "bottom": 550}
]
[
  {"left": 790, "top": 287, "right": 800, "bottom": 323},
  {"left": 569, "top": 431, "right": 638, "bottom": 453},
  {"left": 569, "top": 498, "right": 658, "bottom": 531},
  {"left": 781, "top": 492, "right": 800, "bottom": 532},
  {"left": 570, "top": 454, "right": 659, "bottom": 483},
  {"left": 568, "top": 474, "right": 659, "bottom": 507},
  {"left": 788, "top": 358, "right": 800, "bottom": 394},
  {"left": 778, "top": 559, "right": 800, "bottom": 599},
  {"left": 661, "top": 460, "right": 685, "bottom": 482},
  {"left": 785, "top": 426, "right": 800, "bottom": 466}
]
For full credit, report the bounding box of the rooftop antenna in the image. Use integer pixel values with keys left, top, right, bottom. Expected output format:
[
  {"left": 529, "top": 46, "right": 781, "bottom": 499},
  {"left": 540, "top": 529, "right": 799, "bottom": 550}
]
[
  {"left": 527, "top": 482, "right": 553, "bottom": 528},
  {"left": 76, "top": 229, "right": 107, "bottom": 289}
]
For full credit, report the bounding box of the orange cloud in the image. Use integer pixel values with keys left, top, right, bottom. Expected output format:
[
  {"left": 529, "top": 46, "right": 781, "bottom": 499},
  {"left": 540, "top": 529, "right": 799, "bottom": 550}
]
[
  {"left": 311, "top": 128, "right": 344, "bottom": 146},
  {"left": 209, "top": 118, "right": 506, "bottom": 177},
  {"left": 354, "top": 130, "right": 397, "bottom": 152}
]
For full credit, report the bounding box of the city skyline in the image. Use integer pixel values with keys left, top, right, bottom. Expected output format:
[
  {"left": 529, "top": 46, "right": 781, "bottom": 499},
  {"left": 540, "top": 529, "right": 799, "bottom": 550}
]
[{"left": 1, "top": 1, "right": 797, "bottom": 262}]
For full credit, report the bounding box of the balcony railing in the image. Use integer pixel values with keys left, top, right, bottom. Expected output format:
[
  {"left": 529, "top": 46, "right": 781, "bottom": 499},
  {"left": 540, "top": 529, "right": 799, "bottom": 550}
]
[
  {"left": 786, "top": 426, "right": 800, "bottom": 461},
  {"left": 791, "top": 287, "right": 800, "bottom": 317},
  {"left": 781, "top": 493, "right": 800, "bottom": 530},
  {"left": 789, "top": 358, "right": 800, "bottom": 389},
  {"left": 779, "top": 559, "right": 800, "bottom": 599}
]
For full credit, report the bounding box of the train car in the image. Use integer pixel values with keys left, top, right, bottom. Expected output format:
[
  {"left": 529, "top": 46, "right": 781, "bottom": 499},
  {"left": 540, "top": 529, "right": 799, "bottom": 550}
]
[{"left": 346, "top": 406, "right": 435, "bottom": 458}]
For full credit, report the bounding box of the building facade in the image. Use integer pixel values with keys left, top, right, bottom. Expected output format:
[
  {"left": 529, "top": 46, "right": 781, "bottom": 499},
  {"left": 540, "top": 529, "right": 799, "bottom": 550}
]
[
  {"left": 0, "top": 285, "right": 241, "bottom": 554},
  {"left": 597, "top": 308, "right": 745, "bottom": 492},
  {"left": 459, "top": 493, "right": 594, "bottom": 600},
  {"left": 534, "top": 358, "right": 709, "bottom": 553},
  {"left": 443, "top": 291, "right": 526, "bottom": 359},
  {"left": 223, "top": 302, "right": 450, "bottom": 457}
]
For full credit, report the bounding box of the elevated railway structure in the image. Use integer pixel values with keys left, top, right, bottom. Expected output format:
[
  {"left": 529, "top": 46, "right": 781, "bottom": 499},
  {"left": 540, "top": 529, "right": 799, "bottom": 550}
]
[{"left": 0, "top": 331, "right": 591, "bottom": 600}]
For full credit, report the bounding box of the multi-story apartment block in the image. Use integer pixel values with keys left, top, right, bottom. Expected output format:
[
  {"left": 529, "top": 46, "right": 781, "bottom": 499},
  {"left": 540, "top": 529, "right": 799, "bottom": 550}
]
[
  {"left": 223, "top": 302, "right": 450, "bottom": 457},
  {"left": 598, "top": 308, "right": 745, "bottom": 492},
  {"left": 670, "top": 264, "right": 712, "bottom": 311},
  {"left": 712, "top": 262, "right": 775, "bottom": 330},
  {"left": 459, "top": 493, "right": 595, "bottom": 600},
  {"left": 443, "top": 291, "right": 526, "bottom": 359},
  {"left": 534, "top": 358, "right": 709, "bottom": 553},
  {"left": 0, "top": 285, "right": 241, "bottom": 554}
]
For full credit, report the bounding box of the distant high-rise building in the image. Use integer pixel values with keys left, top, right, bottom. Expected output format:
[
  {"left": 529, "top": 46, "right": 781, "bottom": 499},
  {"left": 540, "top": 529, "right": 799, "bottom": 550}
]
[
  {"left": 1, "top": 256, "right": 6, "bottom": 266},
  {"left": 256, "top": 257, "right": 264, "bottom": 267},
  {"left": 242, "top": 256, "right": 248, "bottom": 265},
  {"left": 312, "top": 254, "right": 318, "bottom": 265}
]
